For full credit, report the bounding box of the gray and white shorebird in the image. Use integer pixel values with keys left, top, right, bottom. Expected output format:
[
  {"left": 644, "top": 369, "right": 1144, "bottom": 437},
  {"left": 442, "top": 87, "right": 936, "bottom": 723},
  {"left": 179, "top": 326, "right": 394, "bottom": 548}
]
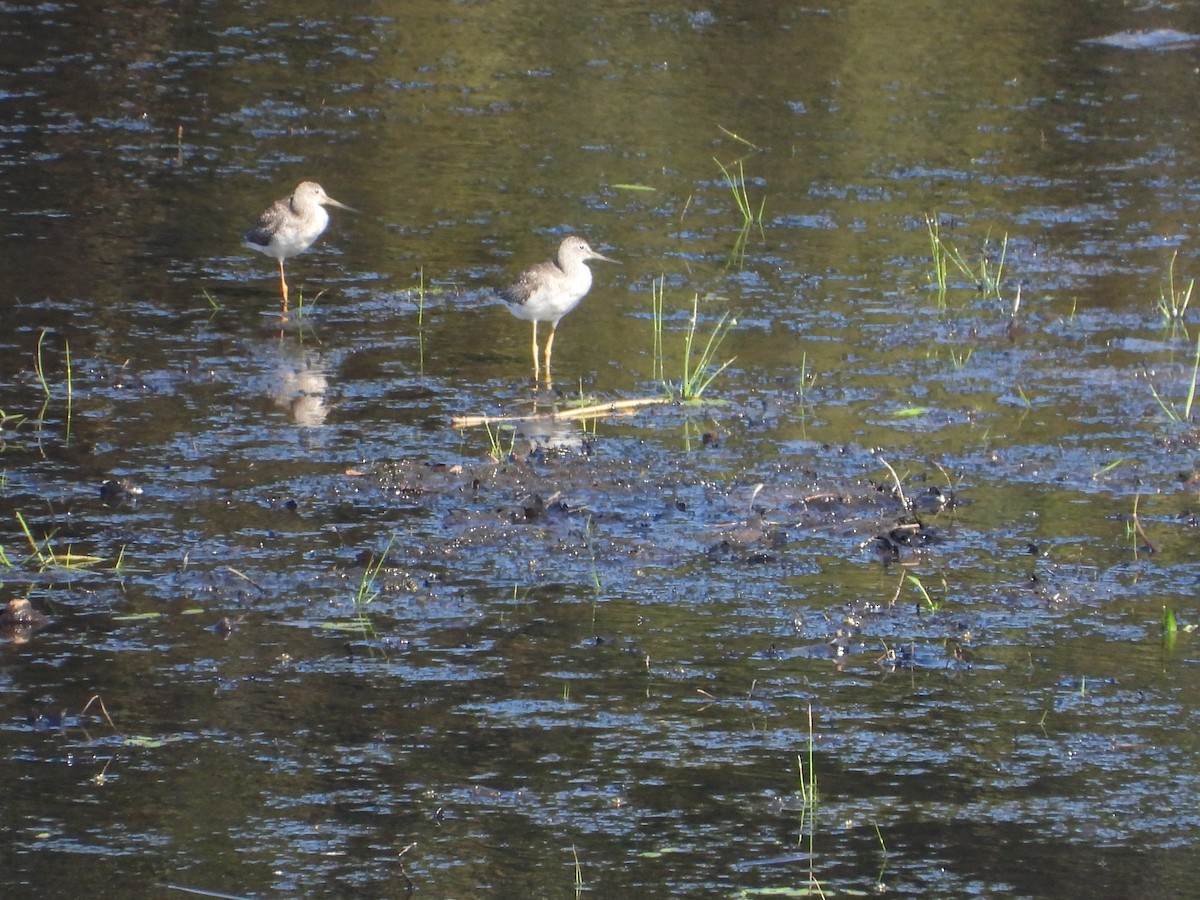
[
  {"left": 242, "top": 181, "right": 356, "bottom": 312},
  {"left": 497, "top": 235, "right": 618, "bottom": 385}
]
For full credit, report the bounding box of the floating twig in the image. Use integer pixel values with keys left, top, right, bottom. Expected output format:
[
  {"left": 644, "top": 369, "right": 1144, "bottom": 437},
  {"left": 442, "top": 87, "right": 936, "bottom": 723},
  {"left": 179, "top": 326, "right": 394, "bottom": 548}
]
[{"left": 451, "top": 395, "right": 671, "bottom": 429}]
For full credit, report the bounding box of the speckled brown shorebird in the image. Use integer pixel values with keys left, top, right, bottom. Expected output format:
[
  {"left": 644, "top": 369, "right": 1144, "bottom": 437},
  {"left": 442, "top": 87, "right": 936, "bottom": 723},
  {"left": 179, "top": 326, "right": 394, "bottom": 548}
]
[
  {"left": 497, "top": 235, "right": 618, "bottom": 385},
  {"left": 243, "top": 181, "right": 355, "bottom": 312}
]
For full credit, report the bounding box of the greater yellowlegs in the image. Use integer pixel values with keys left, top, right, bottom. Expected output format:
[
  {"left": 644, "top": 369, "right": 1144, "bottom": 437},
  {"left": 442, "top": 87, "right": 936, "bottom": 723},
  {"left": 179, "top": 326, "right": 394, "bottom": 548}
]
[
  {"left": 242, "top": 181, "right": 355, "bottom": 312},
  {"left": 498, "top": 235, "right": 618, "bottom": 385}
]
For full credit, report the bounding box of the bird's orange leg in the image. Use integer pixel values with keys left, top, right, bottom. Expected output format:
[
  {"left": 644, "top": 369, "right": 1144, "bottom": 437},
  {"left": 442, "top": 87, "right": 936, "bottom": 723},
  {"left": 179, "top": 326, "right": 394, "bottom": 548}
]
[{"left": 278, "top": 259, "right": 289, "bottom": 314}]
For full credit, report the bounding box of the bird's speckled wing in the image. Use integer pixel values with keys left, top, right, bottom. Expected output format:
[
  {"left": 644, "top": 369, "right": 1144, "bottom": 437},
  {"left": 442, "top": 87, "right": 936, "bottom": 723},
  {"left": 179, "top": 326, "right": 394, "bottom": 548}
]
[
  {"left": 243, "top": 196, "right": 292, "bottom": 248},
  {"left": 497, "top": 260, "right": 558, "bottom": 307}
]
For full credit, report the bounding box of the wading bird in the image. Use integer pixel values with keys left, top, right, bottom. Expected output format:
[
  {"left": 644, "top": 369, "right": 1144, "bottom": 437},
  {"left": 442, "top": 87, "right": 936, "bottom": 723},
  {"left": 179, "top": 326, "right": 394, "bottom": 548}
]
[
  {"left": 497, "top": 235, "right": 618, "bottom": 386},
  {"left": 243, "top": 181, "right": 355, "bottom": 313}
]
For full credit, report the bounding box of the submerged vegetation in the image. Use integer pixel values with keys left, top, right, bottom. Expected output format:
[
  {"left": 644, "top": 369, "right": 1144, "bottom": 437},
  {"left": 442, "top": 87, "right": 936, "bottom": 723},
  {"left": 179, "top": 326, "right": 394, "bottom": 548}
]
[
  {"left": 796, "top": 703, "right": 823, "bottom": 896},
  {"left": 906, "top": 573, "right": 945, "bottom": 613},
  {"left": 651, "top": 277, "right": 736, "bottom": 402},
  {"left": 1146, "top": 254, "right": 1200, "bottom": 433},
  {"left": 0, "top": 330, "right": 97, "bottom": 589},
  {"left": 708, "top": 126, "right": 766, "bottom": 268},
  {"left": 1146, "top": 326, "right": 1200, "bottom": 428},
  {"left": 14, "top": 510, "right": 104, "bottom": 572},
  {"left": 482, "top": 417, "right": 517, "bottom": 462},
  {"left": 321, "top": 536, "right": 395, "bottom": 643},
  {"left": 714, "top": 156, "right": 766, "bottom": 229},
  {"left": 925, "top": 213, "right": 1017, "bottom": 315},
  {"left": 1156, "top": 250, "right": 1194, "bottom": 327},
  {"left": 714, "top": 162, "right": 765, "bottom": 269},
  {"left": 32, "top": 329, "right": 73, "bottom": 447}
]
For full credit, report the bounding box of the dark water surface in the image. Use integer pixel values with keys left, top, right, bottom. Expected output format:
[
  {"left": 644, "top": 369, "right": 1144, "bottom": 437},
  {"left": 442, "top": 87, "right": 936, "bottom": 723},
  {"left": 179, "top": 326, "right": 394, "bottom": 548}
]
[{"left": 2, "top": 1, "right": 1200, "bottom": 897}]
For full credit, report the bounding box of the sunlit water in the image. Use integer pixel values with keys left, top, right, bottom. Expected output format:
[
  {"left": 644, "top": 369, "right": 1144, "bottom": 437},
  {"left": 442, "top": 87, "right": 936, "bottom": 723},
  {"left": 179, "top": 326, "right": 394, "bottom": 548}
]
[{"left": 1, "top": 2, "right": 1199, "bottom": 896}]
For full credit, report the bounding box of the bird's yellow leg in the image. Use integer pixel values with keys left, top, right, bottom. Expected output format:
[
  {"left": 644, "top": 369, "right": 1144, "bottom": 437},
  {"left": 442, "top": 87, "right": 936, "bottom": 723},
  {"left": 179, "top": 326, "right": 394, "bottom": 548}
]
[
  {"left": 531, "top": 321, "right": 541, "bottom": 383},
  {"left": 278, "top": 259, "right": 289, "bottom": 314},
  {"left": 543, "top": 323, "right": 558, "bottom": 387}
]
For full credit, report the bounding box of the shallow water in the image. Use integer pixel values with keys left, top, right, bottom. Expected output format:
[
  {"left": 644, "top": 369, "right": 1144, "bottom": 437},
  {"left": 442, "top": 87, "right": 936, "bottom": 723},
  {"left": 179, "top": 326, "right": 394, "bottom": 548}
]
[{"left": 2, "top": 1, "right": 1200, "bottom": 897}]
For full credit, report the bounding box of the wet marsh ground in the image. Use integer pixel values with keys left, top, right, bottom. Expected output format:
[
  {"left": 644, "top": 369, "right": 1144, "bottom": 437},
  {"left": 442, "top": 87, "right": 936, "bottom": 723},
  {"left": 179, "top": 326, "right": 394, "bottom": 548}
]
[{"left": 3, "top": 1, "right": 1200, "bottom": 897}]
